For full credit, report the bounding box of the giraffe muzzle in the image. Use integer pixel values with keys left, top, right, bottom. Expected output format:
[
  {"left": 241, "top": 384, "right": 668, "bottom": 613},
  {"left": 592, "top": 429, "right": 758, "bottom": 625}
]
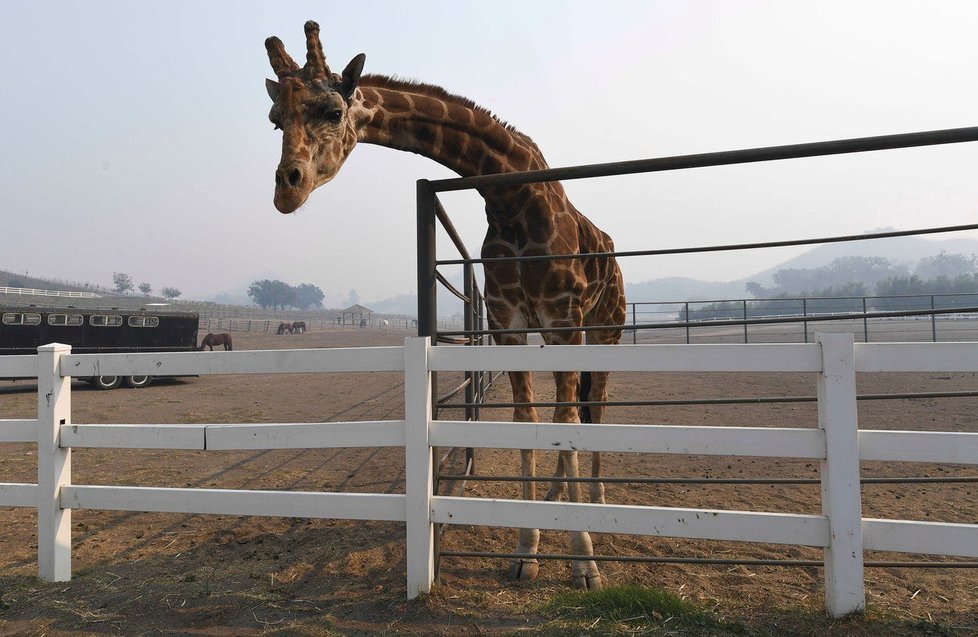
[{"left": 273, "top": 163, "right": 310, "bottom": 214}]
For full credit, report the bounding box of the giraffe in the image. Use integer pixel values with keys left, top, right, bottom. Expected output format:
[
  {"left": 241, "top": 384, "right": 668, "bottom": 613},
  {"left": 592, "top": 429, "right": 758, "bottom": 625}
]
[{"left": 264, "top": 21, "right": 626, "bottom": 590}]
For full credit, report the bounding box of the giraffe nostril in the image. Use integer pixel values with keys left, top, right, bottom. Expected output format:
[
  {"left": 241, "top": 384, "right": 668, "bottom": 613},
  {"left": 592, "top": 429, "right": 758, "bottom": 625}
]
[{"left": 288, "top": 168, "right": 302, "bottom": 187}]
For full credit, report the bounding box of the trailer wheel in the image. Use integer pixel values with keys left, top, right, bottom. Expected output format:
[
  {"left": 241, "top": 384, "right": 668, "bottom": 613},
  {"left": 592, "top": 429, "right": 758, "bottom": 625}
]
[
  {"left": 123, "top": 375, "right": 152, "bottom": 388},
  {"left": 92, "top": 375, "right": 123, "bottom": 390}
]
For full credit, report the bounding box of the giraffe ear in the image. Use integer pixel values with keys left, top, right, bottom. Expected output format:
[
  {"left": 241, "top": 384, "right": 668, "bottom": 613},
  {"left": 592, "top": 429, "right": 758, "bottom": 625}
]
[
  {"left": 340, "top": 53, "right": 366, "bottom": 100},
  {"left": 266, "top": 78, "right": 280, "bottom": 102}
]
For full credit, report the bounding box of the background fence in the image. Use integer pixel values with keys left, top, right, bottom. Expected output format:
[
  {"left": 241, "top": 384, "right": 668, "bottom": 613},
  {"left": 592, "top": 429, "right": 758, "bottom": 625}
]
[
  {"left": 627, "top": 292, "right": 978, "bottom": 344},
  {"left": 0, "top": 286, "right": 100, "bottom": 299},
  {"left": 2, "top": 335, "right": 977, "bottom": 618}
]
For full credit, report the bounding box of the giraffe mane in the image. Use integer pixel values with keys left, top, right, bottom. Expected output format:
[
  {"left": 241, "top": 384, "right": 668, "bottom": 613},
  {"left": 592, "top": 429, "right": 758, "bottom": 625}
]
[{"left": 360, "top": 74, "right": 536, "bottom": 145}]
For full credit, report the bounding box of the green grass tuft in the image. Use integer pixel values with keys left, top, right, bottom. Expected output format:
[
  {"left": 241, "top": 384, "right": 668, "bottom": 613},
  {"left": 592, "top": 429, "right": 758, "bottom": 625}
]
[{"left": 544, "top": 584, "right": 751, "bottom": 634}]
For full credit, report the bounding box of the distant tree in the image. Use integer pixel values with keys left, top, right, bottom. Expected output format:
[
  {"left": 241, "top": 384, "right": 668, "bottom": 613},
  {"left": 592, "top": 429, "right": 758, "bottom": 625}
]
[
  {"left": 248, "top": 279, "right": 294, "bottom": 309},
  {"left": 769, "top": 256, "right": 906, "bottom": 295},
  {"left": 745, "top": 281, "right": 774, "bottom": 298},
  {"left": 160, "top": 286, "right": 182, "bottom": 299},
  {"left": 138, "top": 282, "right": 152, "bottom": 296},
  {"left": 113, "top": 272, "right": 134, "bottom": 295},
  {"left": 293, "top": 283, "right": 325, "bottom": 310},
  {"left": 914, "top": 251, "right": 977, "bottom": 280},
  {"left": 807, "top": 282, "right": 868, "bottom": 298},
  {"left": 346, "top": 289, "right": 359, "bottom": 306},
  {"left": 874, "top": 275, "right": 925, "bottom": 296}
]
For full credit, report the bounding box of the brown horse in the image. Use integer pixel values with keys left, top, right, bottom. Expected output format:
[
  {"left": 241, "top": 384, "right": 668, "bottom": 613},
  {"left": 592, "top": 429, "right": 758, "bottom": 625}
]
[
  {"left": 291, "top": 320, "right": 307, "bottom": 334},
  {"left": 276, "top": 322, "right": 292, "bottom": 335},
  {"left": 199, "top": 333, "right": 233, "bottom": 351}
]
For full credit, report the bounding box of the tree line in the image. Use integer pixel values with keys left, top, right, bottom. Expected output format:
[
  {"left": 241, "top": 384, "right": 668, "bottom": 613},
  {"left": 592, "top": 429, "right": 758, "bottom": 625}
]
[
  {"left": 247, "top": 279, "right": 325, "bottom": 310},
  {"left": 683, "top": 252, "right": 978, "bottom": 320},
  {"left": 112, "top": 272, "right": 181, "bottom": 299}
]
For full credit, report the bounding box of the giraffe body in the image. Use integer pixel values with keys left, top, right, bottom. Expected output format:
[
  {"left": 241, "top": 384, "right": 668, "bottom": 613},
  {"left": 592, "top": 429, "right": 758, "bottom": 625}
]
[{"left": 265, "top": 22, "right": 626, "bottom": 589}]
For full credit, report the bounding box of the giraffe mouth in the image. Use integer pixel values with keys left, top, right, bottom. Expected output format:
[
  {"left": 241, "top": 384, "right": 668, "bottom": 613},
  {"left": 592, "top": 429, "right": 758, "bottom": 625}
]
[
  {"left": 273, "top": 182, "right": 312, "bottom": 214},
  {"left": 273, "top": 162, "right": 314, "bottom": 214}
]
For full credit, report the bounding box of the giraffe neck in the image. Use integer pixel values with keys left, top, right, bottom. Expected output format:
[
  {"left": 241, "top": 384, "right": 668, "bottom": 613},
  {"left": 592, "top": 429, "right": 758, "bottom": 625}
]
[{"left": 354, "top": 76, "right": 551, "bottom": 211}]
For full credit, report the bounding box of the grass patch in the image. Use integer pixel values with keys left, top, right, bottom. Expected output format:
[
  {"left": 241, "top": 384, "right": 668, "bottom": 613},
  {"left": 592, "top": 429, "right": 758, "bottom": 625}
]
[{"left": 543, "top": 584, "right": 751, "bottom": 635}]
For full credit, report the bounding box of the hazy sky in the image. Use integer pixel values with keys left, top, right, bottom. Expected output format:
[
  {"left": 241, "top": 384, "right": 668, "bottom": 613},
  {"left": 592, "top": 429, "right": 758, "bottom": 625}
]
[{"left": 3, "top": 1, "right": 978, "bottom": 305}]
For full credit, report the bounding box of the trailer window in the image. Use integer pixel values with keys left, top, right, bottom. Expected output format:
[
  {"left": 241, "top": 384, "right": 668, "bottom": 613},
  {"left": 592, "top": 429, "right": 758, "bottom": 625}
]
[
  {"left": 48, "top": 313, "right": 84, "bottom": 326},
  {"left": 2, "top": 312, "right": 41, "bottom": 325},
  {"left": 89, "top": 314, "right": 123, "bottom": 327},
  {"left": 128, "top": 316, "right": 160, "bottom": 328}
]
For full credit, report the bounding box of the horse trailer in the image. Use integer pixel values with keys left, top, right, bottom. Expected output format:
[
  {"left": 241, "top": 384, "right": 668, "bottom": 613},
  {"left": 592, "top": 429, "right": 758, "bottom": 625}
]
[{"left": 0, "top": 304, "right": 199, "bottom": 389}]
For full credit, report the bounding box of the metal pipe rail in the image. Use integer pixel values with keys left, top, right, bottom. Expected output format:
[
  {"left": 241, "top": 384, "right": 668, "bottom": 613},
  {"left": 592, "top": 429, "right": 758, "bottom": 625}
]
[
  {"left": 437, "top": 305, "right": 978, "bottom": 338},
  {"left": 438, "top": 389, "right": 978, "bottom": 411},
  {"left": 436, "top": 475, "right": 978, "bottom": 486},
  {"left": 428, "top": 126, "right": 978, "bottom": 192},
  {"left": 436, "top": 222, "right": 978, "bottom": 267},
  {"left": 440, "top": 551, "right": 978, "bottom": 569}
]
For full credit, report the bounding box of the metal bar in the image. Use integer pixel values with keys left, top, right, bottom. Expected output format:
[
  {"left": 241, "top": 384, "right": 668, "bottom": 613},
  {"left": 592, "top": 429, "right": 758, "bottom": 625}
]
[
  {"left": 685, "top": 301, "right": 690, "bottom": 344},
  {"left": 742, "top": 300, "right": 748, "bottom": 343},
  {"left": 429, "top": 126, "right": 978, "bottom": 192},
  {"left": 438, "top": 305, "right": 978, "bottom": 338},
  {"left": 463, "top": 264, "right": 475, "bottom": 426},
  {"left": 434, "top": 198, "right": 473, "bottom": 261},
  {"left": 632, "top": 303, "right": 637, "bottom": 344},
  {"left": 437, "top": 222, "right": 978, "bottom": 266},
  {"left": 436, "top": 271, "right": 469, "bottom": 304},
  {"left": 626, "top": 290, "right": 978, "bottom": 307},
  {"left": 803, "top": 298, "right": 809, "bottom": 343},
  {"left": 416, "top": 180, "right": 438, "bottom": 339},
  {"left": 436, "top": 475, "right": 978, "bottom": 485},
  {"left": 437, "top": 336, "right": 469, "bottom": 345},
  {"left": 416, "top": 181, "right": 439, "bottom": 424},
  {"left": 437, "top": 389, "right": 978, "bottom": 410},
  {"left": 436, "top": 377, "right": 472, "bottom": 406},
  {"left": 931, "top": 295, "right": 937, "bottom": 342},
  {"left": 862, "top": 297, "right": 869, "bottom": 343},
  {"left": 439, "top": 551, "right": 978, "bottom": 569}
]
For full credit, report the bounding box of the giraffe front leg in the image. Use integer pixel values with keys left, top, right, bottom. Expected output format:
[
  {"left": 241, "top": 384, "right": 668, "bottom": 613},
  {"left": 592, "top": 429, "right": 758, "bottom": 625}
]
[
  {"left": 553, "top": 371, "right": 602, "bottom": 591},
  {"left": 584, "top": 371, "right": 612, "bottom": 505},
  {"left": 509, "top": 448, "right": 541, "bottom": 582},
  {"left": 560, "top": 448, "right": 602, "bottom": 590},
  {"left": 506, "top": 370, "right": 541, "bottom": 583},
  {"left": 544, "top": 454, "right": 567, "bottom": 502}
]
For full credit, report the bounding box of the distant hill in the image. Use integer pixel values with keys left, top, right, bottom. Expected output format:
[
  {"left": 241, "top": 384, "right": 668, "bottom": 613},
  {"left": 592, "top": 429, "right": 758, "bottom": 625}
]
[
  {"left": 624, "top": 233, "right": 978, "bottom": 302},
  {"left": 747, "top": 233, "right": 978, "bottom": 285},
  {"left": 0, "top": 269, "right": 110, "bottom": 296},
  {"left": 9, "top": 232, "right": 978, "bottom": 315}
]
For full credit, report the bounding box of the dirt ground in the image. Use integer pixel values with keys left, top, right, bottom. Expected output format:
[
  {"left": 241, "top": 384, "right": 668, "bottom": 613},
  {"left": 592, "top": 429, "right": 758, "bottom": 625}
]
[{"left": 1, "top": 328, "right": 976, "bottom": 636}]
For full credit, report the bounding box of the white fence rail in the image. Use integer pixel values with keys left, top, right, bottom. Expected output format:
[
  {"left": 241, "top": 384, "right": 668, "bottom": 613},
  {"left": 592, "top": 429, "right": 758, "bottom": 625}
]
[
  {"left": 2, "top": 335, "right": 977, "bottom": 618},
  {"left": 0, "top": 286, "right": 100, "bottom": 298}
]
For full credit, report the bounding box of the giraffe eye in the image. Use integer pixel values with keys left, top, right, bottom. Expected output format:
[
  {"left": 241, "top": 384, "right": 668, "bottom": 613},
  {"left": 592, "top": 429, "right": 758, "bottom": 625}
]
[{"left": 321, "top": 109, "right": 343, "bottom": 123}]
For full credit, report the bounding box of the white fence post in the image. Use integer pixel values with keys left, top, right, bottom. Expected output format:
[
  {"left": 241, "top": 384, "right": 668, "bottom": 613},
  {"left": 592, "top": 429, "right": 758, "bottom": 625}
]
[
  {"left": 37, "top": 343, "right": 72, "bottom": 581},
  {"left": 816, "top": 332, "right": 865, "bottom": 617},
  {"left": 404, "top": 337, "right": 434, "bottom": 598}
]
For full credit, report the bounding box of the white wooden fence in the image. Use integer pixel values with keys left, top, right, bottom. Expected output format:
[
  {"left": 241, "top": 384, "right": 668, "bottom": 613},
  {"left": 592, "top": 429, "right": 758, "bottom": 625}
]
[
  {"left": 2, "top": 334, "right": 977, "bottom": 618},
  {"left": 0, "top": 286, "right": 100, "bottom": 298}
]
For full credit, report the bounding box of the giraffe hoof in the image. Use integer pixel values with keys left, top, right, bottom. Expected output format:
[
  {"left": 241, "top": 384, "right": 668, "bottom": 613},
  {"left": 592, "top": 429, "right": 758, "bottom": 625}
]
[
  {"left": 508, "top": 559, "right": 540, "bottom": 582},
  {"left": 572, "top": 572, "right": 603, "bottom": 591}
]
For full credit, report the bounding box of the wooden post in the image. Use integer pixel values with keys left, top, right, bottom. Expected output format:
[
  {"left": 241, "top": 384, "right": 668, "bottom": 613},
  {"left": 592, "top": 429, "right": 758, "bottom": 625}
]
[
  {"left": 37, "top": 343, "right": 72, "bottom": 581},
  {"left": 404, "top": 337, "right": 434, "bottom": 598},
  {"left": 816, "top": 332, "right": 865, "bottom": 617}
]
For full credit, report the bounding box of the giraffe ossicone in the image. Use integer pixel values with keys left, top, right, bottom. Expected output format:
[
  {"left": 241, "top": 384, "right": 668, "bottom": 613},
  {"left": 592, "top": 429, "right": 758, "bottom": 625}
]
[{"left": 265, "top": 21, "right": 627, "bottom": 591}]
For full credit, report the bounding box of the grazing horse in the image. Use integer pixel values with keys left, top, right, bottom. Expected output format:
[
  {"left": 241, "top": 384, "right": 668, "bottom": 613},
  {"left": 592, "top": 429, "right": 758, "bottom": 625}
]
[
  {"left": 199, "top": 333, "right": 233, "bottom": 351},
  {"left": 276, "top": 322, "right": 293, "bottom": 335},
  {"left": 291, "top": 320, "right": 307, "bottom": 334}
]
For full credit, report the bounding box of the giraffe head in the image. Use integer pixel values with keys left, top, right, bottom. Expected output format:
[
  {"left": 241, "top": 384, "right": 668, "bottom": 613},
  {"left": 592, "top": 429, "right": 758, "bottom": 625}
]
[{"left": 264, "top": 21, "right": 366, "bottom": 214}]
